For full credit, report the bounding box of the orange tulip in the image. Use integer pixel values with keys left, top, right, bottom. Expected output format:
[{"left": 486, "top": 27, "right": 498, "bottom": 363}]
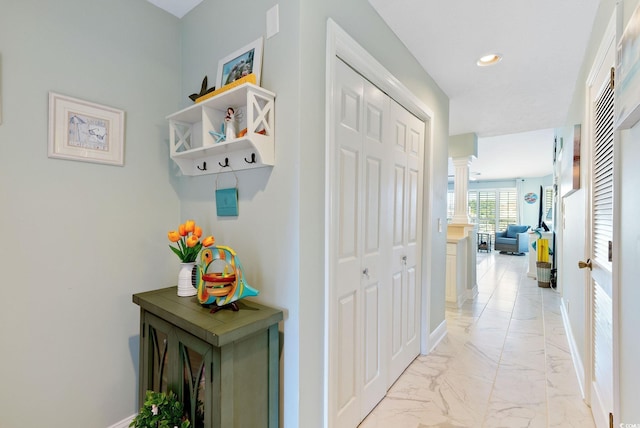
[
  {"left": 167, "top": 230, "right": 181, "bottom": 243},
  {"left": 185, "top": 220, "right": 195, "bottom": 233},
  {"left": 194, "top": 225, "right": 203, "bottom": 238},
  {"left": 186, "top": 235, "right": 199, "bottom": 248},
  {"left": 202, "top": 236, "right": 215, "bottom": 247},
  {"left": 179, "top": 223, "right": 187, "bottom": 236}
]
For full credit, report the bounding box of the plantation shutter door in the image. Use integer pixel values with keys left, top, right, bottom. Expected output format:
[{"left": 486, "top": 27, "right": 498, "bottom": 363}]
[
  {"left": 544, "top": 187, "right": 554, "bottom": 218},
  {"left": 467, "top": 191, "right": 477, "bottom": 225},
  {"left": 593, "top": 82, "right": 614, "bottom": 271},
  {"left": 498, "top": 190, "right": 517, "bottom": 230},
  {"left": 477, "top": 191, "right": 496, "bottom": 233},
  {"left": 589, "top": 63, "right": 614, "bottom": 428}
]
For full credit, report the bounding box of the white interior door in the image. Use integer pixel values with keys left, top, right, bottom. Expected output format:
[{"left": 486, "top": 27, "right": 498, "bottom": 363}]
[
  {"left": 584, "top": 25, "right": 616, "bottom": 428},
  {"left": 388, "top": 99, "right": 423, "bottom": 383},
  {"left": 330, "top": 58, "right": 425, "bottom": 428},
  {"left": 359, "top": 67, "right": 390, "bottom": 419},
  {"left": 330, "top": 58, "right": 390, "bottom": 428}
]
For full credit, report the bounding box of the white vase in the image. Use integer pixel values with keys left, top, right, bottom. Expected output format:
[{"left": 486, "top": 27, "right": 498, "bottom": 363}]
[{"left": 177, "top": 262, "right": 197, "bottom": 297}]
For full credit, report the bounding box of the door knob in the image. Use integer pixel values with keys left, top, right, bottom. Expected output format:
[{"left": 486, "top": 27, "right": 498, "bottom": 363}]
[
  {"left": 402, "top": 255, "right": 407, "bottom": 265},
  {"left": 362, "top": 268, "right": 369, "bottom": 278},
  {"left": 578, "top": 258, "right": 592, "bottom": 271}
]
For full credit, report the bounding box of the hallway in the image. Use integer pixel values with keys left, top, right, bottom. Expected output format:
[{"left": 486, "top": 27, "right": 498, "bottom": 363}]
[{"left": 360, "top": 252, "right": 595, "bottom": 428}]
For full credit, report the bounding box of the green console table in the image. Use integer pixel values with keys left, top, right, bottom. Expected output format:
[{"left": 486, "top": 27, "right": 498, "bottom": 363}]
[{"left": 133, "top": 287, "right": 282, "bottom": 428}]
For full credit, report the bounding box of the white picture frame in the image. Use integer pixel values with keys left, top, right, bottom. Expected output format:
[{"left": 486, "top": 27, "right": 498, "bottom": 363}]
[
  {"left": 48, "top": 92, "right": 125, "bottom": 166},
  {"left": 215, "top": 37, "right": 263, "bottom": 89},
  {"left": 0, "top": 54, "right": 3, "bottom": 125},
  {"left": 615, "top": 3, "right": 640, "bottom": 130}
]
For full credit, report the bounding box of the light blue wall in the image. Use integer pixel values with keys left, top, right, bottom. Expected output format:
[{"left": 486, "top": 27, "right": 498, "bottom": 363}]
[
  {"left": 615, "top": 1, "right": 640, "bottom": 423},
  {"left": 178, "top": 0, "right": 449, "bottom": 426},
  {"left": 0, "top": 1, "right": 181, "bottom": 426},
  {"left": 0, "top": 1, "right": 449, "bottom": 426},
  {"left": 519, "top": 176, "right": 553, "bottom": 229},
  {"left": 561, "top": 0, "right": 640, "bottom": 424},
  {"left": 178, "top": 1, "right": 302, "bottom": 426},
  {"left": 297, "top": 2, "right": 449, "bottom": 425}
]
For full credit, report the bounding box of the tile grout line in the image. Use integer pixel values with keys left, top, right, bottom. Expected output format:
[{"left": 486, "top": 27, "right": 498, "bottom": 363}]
[
  {"left": 480, "top": 254, "right": 520, "bottom": 428},
  {"left": 541, "top": 283, "right": 552, "bottom": 428}
]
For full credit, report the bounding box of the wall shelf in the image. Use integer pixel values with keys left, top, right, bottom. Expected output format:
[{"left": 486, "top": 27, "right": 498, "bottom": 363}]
[{"left": 167, "top": 83, "right": 275, "bottom": 175}]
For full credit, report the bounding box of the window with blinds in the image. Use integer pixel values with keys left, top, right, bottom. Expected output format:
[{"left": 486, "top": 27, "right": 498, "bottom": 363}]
[
  {"left": 593, "top": 76, "right": 614, "bottom": 269},
  {"left": 446, "top": 191, "right": 455, "bottom": 223},
  {"left": 447, "top": 189, "right": 518, "bottom": 233},
  {"left": 544, "top": 186, "right": 554, "bottom": 221},
  {"left": 476, "top": 191, "right": 497, "bottom": 233},
  {"left": 468, "top": 191, "right": 477, "bottom": 225},
  {"left": 498, "top": 190, "right": 518, "bottom": 231},
  {"left": 459, "top": 188, "right": 517, "bottom": 233}
]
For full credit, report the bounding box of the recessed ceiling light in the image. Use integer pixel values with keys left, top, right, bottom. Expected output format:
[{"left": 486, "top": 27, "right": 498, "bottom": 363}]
[{"left": 477, "top": 53, "right": 502, "bottom": 67}]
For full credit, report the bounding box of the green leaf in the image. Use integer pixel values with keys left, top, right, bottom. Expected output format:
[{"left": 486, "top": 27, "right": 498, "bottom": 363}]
[{"left": 169, "top": 245, "right": 184, "bottom": 259}]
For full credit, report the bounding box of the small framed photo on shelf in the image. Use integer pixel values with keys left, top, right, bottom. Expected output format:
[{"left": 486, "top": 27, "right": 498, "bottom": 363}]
[
  {"left": 216, "top": 37, "right": 263, "bottom": 89},
  {"left": 48, "top": 92, "right": 125, "bottom": 166}
]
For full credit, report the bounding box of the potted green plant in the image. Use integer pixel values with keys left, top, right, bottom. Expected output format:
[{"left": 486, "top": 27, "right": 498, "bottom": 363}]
[{"left": 130, "top": 390, "right": 190, "bottom": 428}]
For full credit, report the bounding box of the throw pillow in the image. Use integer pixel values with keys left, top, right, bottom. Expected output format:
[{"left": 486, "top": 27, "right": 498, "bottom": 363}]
[{"left": 506, "top": 224, "right": 520, "bottom": 238}]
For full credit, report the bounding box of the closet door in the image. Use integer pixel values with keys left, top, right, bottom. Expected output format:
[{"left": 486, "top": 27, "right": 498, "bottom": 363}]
[
  {"left": 389, "top": 99, "right": 423, "bottom": 382},
  {"left": 330, "top": 59, "right": 390, "bottom": 428}
]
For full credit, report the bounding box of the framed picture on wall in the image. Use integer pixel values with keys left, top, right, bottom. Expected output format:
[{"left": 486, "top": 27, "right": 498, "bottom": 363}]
[
  {"left": 48, "top": 92, "right": 125, "bottom": 166},
  {"left": 215, "top": 37, "right": 263, "bottom": 89},
  {"left": 559, "top": 124, "right": 581, "bottom": 198},
  {"left": 615, "top": 2, "right": 640, "bottom": 130},
  {"left": 0, "top": 54, "right": 3, "bottom": 125}
]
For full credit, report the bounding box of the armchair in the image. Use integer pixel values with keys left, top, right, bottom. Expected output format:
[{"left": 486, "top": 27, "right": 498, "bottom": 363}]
[{"left": 495, "top": 224, "right": 530, "bottom": 254}]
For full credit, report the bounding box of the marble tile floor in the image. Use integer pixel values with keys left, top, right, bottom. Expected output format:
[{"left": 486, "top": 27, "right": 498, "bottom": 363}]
[{"left": 360, "top": 251, "right": 595, "bottom": 428}]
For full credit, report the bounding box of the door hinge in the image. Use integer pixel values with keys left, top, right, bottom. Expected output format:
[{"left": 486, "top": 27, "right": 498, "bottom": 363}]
[
  {"left": 609, "top": 240, "right": 613, "bottom": 262},
  {"left": 609, "top": 412, "right": 614, "bottom": 428},
  {"left": 610, "top": 67, "right": 615, "bottom": 90}
]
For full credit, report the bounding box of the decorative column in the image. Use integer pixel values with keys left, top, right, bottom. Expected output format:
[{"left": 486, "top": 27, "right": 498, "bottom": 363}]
[
  {"left": 448, "top": 131, "right": 479, "bottom": 304},
  {"left": 451, "top": 156, "right": 473, "bottom": 224}
]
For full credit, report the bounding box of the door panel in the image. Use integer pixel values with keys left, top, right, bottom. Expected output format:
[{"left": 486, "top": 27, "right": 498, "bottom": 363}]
[
  {"left": 364, "top": 158, "right": 381, "bottom": 253},
  {"left": 408, "top": 167, "right": 419, "bottom": 244},
  {"left": 332, "top": 59, "right": 390, "bottom": 427},
  {"left": 392, "top": 165, "right": 405, "bottom": 246},
  {"left": 333, "top": 61, "right": 364, "bottom": 428},
  {"left": 337, "top": 292, "right": 357, "bottom": 412},
  {"left": 360, "top": 78, "right": 388, "bottom": 417},
  {"left": 338, "top": 148, "right": 359, "bottom": 259},
  {"left": 363, "top": 283, "right": 380, "bottom": 385},
  {"left": 407, "top": 266, "right": 418, "bottom": 343},
  {"left": 391, "top": 271, "right": 403, "bottom": 358},
  {"left": 389, "top": 100, "right": 423, "bottom": 382},
  {"left": 330, "top": 58, "right": 424, "bottom": 427},
  {"left": 586, "top": 27, "right": 615, "bottom": 428}
]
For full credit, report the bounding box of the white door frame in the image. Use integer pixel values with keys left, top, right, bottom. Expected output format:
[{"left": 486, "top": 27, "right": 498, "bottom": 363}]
[
  {"left": 324, "top": 19, "right": 436, "bottom": 427},
  {"left": 582, "top": 9, "right": 620, "bottom": 426}
]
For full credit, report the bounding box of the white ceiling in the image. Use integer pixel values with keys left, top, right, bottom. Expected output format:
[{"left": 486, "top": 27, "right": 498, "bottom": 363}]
[
  {"left": 146, "top": 0, "right": 202, "bottom": 18},
  {"left": 369, "top": 0, "right": 599, "bottom": 181},
  {"left": 148, "top": 0, "right": 600, "bottom": 181},
  {"left": 466, "top": 128, "right": 556, "bottom": 181},
  {"left": 368, "top": 0, "right": 600, "bottom": 138}
]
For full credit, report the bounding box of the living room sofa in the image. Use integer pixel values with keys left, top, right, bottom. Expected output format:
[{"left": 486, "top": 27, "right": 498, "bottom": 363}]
[{"left": 495, "top": 224, "right": 530, "bottom": 254}]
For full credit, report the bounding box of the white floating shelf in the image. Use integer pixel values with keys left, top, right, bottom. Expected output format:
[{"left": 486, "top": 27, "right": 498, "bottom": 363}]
[{"left": 166, "top": 83, "right": 275, "bottom": 176}]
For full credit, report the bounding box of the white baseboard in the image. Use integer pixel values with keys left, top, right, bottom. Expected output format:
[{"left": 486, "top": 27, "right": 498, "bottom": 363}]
[
  {"left": 107, "top": 414, "right": 135, "bottom": 428},
  {"left": 560, "top": 297, "right": 586, "bottom": 398},
  {"left": 466, "top": 284, "right": 478, "bottom": 300},
  {"left": 428, "top": 319, "right": 447, "bottom": 353}
]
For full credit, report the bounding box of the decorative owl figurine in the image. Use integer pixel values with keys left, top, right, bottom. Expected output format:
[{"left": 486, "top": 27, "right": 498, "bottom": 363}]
[{"left": 194, "top": 245, "right": 259, "bottom": 309}]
